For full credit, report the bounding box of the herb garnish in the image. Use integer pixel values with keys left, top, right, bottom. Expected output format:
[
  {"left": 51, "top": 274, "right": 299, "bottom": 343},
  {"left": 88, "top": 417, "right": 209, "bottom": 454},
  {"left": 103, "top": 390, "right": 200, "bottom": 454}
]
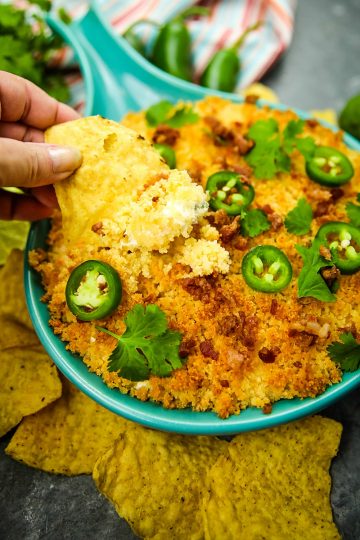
[
  {"left": 240, "top": 209, "right": 270, "bottom": 238},
  {"left": 296, "top": 239, "right": 336, "bottom": 302},
  {"left": 0, "top": 2, "right": 70, "bottom": 102},
  {"left": 145, "top": 100, "right": 199, "bottom": 128},
  {"left": 327, "top": 333, "right": 360, "bottom": 371},
  {"left": 345, "top": 194, "right": 360, "bottom": 228},
  {"left": 285, "top": 198, "right": 313, "bottom": 235},
  {"left": 245, "top": 119, "right": 316, "bottom": 179},
  {"left": 97, "top": 304, "right": 184, "bottom": 381}
]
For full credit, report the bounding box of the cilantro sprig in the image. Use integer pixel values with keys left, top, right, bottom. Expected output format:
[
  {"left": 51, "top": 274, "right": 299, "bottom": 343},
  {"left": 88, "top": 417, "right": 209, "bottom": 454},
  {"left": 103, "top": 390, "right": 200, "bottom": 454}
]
[
  {"left": 346, "top": 194, "right": 360, "bottom": 227},
  {"left": 296, "top": 239, "right": 336, "bottom": 302},
  {"left": 0, "top": 2, "right": 70, "bottom": 102},
  {"left": 240, "top": 209, "right": 270, "bottom": 238},
  {"left": 285, "top": 198, "right": 313, "bottom": 236},
  {"left": 327, "top": 333, "right": 360, "bottom": 372},
  {"left": 145, "top": 100, "right": 199, "bottom": 128},
  {"left": 97, "top": 304, "right": 184, "bottom": 381},
  {"left": 245, "top": 119, "right": 316, "bottom": 180}
]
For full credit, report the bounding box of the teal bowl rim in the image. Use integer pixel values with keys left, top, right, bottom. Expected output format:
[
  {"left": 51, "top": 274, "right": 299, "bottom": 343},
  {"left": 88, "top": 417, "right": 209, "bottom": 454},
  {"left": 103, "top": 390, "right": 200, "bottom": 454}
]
[
  {"left": 46, "top": 14, "right": 94, "bottom": 117},
  {"left": 24, "top": 101, "right": 360, "bottom": 436}
]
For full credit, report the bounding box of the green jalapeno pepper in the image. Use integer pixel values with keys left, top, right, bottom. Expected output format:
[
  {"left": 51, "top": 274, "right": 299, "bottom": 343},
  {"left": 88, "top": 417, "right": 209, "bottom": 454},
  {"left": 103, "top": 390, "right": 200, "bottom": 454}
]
[
  {"left": 65, "top": 260, "right": 122, "bottom": 321},
  {"left": 306, "top": 146, "right": 354, "bottom": 187},
  {"left": 153, "top": 143, "right": 176, "bottom": 168},
  {"left": 205, "top": 170, "right": 255, "bottom": 215},
  {"left": 123, "top": 20, "right": 159, "bottom": 56},
  {"left": 241, "top": 245, "right": 293, "bottom": 293},
  {"left": 339, "top": 94, "right": 360, "bottom": 140},
  {"left": 152, "top": 6, "right": 209, "bottom": 81},
  {"left": 200, "top": 22, "right": 261, "bottom": 92},
  {"left": 316, "top": 222, "right": 360, "bottom": 274}
]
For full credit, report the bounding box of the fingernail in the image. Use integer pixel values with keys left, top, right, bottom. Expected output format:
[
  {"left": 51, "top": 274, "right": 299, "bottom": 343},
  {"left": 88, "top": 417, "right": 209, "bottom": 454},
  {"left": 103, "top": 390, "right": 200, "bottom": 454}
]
[{"left": 47, "top": 145, "right": 82, "bottom": 174}]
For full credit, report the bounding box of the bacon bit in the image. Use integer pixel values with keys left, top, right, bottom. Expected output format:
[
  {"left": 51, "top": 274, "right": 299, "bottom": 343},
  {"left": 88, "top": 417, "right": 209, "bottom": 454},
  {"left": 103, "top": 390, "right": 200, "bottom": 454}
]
[
  {"left": 240, "top": 314, "right": 258, "bottom": 349},
  {"left": 258, "top": 347, "right": 280, "bottom": 364},
  {"left": 233, "top": 236, "right": 249, "bottom": 251},
  {"left": 181, "top": 276, "right": 214, "bottom": 302},
  {"left": 262, "top": 403, "right": 273, "bottom": 414},
  {"left": 261, "top": 204, "right": 274, "bottom": 215},
  {"left": 91, "top": 222, "right": 104, "bottom": 235},
  {"left": 321, "top": 266, "right": 340, "bottom": 288},
  {"left": 219, "top": 216, "right": 240, "bottom": 244},
  {"left": 218, "top": 313, "right": 245, "bottom": 337},
  {"left": 220, "top": 380, "right": 230, "bottom": 388},
  {"left": 152, "top": 196, "right": 159, "bottom": 203},
  {"left": 206, "top": 209, "right": 230, "bottom": 229},
  {"left": 151, "top": 124, "right": 180, "bottom": 146},
  {"left": 179, "top": 338, "right": 196, "bottom": 358},
  {"left": 319, "top": 245, "right": 332, "bottom": 260},
  {"left": 200, "top": 340, "right": 219, "bottom": 360},
  {"left": 293, "top": 361, "right": 302, "bottom": 368},
  {"left": 203, "top": 116, "right": 253, "bottom": 155},
  {"left": 313, "top": 200, "right": 331, "bottom": 218},
  {"left": 288, "top": 329, "right": 318, "bottom": 348},
  {"left": 329, "top": 187, "right": 344, "bottom": 203},
  {"left": 260, "top": 205, "right": 283, "bottom": 231},
  {"left": 245, "top": 94, "right": 259, "bottom": 104},
  {"left": 270, "top": 299, "right": 278, "bottom": 315},
  {"left": 225, "top": 163, "right": 253, "bottom": 178},
  {"left": 306, "top": 119, "right": 319, "bottom": 128}
]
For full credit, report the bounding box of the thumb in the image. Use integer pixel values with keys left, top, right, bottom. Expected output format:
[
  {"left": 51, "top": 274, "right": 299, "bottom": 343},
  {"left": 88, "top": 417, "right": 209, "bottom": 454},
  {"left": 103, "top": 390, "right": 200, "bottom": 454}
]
[{"left": 0, "top": 138, "right": 82, "bottom": 188}]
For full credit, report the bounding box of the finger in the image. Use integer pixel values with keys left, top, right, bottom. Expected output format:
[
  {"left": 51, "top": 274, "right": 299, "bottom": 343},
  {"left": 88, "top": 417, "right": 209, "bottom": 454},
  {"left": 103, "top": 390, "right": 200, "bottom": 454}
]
[
  {"left": 30, "top": 185, "right": 59, "bottom": 209},
  {"left": 0, "top": 190, "right": 55, "bottom": 221},
  {"left": 0, "top": 138, "right": 82, "bottom": 188},
  {"left": 0, "top": 71, "right": 80, "bottom": 128},
  {"left": 0, "top": 121, "right": 44, "bottom": 142}
]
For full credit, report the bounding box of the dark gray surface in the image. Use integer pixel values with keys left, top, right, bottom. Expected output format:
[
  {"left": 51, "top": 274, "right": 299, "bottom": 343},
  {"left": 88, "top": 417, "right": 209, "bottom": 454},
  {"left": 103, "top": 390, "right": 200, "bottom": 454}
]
[{"left": 1, "top": 0, "right": 360, "bottom": 538}]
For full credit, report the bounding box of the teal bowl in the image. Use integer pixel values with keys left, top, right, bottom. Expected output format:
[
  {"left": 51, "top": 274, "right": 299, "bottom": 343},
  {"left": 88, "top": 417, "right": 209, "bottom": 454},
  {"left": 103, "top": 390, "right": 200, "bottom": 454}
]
[
  {"left": 24, "top": 9, "right": 360, "bottom": 436},
  {"left": 24, "top": 117, "right": 360, "bottom": 436}
]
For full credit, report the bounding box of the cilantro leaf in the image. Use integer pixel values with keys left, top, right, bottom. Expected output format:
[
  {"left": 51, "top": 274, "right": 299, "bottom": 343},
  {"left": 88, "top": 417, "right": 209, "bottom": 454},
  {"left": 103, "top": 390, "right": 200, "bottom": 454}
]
[
  {"left": 245, "top": 118, "right": 315, "bottom": 179},
  {"left": 145, "top": 100, "right": 199, "bottom": 128},
  {"left": 327, "top": 333, "right": 360, "bottom": 371},
  {"left": 284, "top": 198, "right": 313, "bottom": 235},
  {"left": 346, "top": 200, "right": 360, "bottom": 227},
  {"left": 97, "top": 304, "right": 184, "bottom": 381},
  {"left": 241, "top": 209, "right": 270, "bottom": 238},
  {"left": 296, "top": 239, "right": 336, "bottom": 302}
]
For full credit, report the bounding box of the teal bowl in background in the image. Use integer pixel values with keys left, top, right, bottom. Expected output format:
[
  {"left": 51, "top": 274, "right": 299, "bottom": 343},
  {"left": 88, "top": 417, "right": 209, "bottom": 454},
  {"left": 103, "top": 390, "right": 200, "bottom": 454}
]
[{"left": 24, "top": 8, "right": 360, "bottom": 436}]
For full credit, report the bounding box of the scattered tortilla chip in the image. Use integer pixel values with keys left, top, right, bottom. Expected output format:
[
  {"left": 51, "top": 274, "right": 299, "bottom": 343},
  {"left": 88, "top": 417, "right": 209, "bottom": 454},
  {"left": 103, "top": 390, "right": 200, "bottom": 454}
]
[
  {"left": 241, "top": 82, "right": 279, "bottom": 103},
  {"left": 93, "top": 426, "right": 228, "bottom": 539},
  {"left": 310, "top": 109, "right": 338, "bottom": 125},
  {"left": 45, "top": 116, "right": 169, "bottom": 244},
  {"left": 6, "top": 377, "right": 133, "bottom": 475},
  {"left": 0, "top": 345, "right": 62, "bottom": 437},
  {"left": 0, "top": 249, "right": 33, "bottom": 330},
  {"left": 0, "top": 220, "right": 30, "bottom": 265},
  {"left": 201, "top": 416, "right": 342, "bottom": 540},
  {"left": 0, "top": 316, "right": 40, "bottom": 350}
]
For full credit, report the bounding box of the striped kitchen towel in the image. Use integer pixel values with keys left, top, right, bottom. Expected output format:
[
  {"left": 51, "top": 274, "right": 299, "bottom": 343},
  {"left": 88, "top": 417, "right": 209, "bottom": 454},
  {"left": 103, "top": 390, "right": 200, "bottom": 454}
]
[{"left": 96, "top": 0, "right": 296, "bottom": 90}]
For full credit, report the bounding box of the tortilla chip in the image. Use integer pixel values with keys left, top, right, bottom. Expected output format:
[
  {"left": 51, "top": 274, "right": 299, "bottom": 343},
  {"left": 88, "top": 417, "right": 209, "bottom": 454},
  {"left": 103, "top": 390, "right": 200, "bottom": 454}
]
[
  {"left": 45, "top": 116, "right": 169, "bottom": 244},
  {"left": 0, "top": 249, "right": 33, "bottom": 329},
  {"left": 0, "top": 220, "right": 30, "bottom": 265},
  {"left": 0, "top": 316, "right": 40, "bottom": 350},
  {"left": 201, "top": 416, "right": 342, "bottom": 540},
  {"left": 93, "top": 427, "right": 228, "bottom": 539},
  {"left": 241, "top": 82, "right": 279, "bottom": 103},
  {"left": 6, "top": 377, "right": 133, "bottom": 475},
  {"left": 310, "top": 109, "right": 338, "bottom": 125},
  {"left": 0, "top": 345, "right": 62, "bottom": 437}
]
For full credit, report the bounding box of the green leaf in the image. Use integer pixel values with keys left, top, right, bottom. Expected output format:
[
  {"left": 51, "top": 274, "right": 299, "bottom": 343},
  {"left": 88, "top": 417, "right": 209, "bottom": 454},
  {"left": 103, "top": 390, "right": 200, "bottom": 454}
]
[
  {"left": 57, "top": 7, "right": 72, "bottom": 25},
  {"left": 346, "top": 200, "right": 360, "bottom": 228},
  {"left": 241, "top": 209, "right": 270, "bottom": 238},
  {"left": 245, "top": 118, "right": 316, "bottom": 180},
  {"left": 97, "top": 304, "right": 184, "bottom": 381},
  {"left": 145, "top": 100, "right": 199, "bottom": 128},
  {"left": 285, "top": 198, "right": 313, "bottom": 235},
  {"left": 296, "top": 240, "right": 336, "bottom": 302},
  {"left": 327, "top": 333, "right": 360, "bottom": 371}
]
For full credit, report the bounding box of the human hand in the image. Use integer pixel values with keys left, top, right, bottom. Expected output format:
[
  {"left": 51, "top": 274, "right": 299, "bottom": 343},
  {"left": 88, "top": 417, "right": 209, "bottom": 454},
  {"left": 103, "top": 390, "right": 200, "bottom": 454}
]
[{"left": 0, "top": 71, "right": 82, "bottom": 220}]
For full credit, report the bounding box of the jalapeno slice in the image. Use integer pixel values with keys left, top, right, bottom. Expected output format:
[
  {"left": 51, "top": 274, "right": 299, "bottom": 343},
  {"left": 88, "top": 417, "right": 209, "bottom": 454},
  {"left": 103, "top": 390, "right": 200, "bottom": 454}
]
[
  {"left": 316, "top": 222, "right": 360, "bottom": 274},
  {"left": 153, "top": 143, "right": 176, "bottom": 169},
  {"left": 206, "top": 171, "right": 255, "bottom": 215},
  {"left": 306, "top": 146, "right": 354, "bottom": 186},
  {"left": 65, "top": 260, "right": 122, "bottom": 321},
  {"left": 241, "top": 246, "right": 293, "bottom": 293}
]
